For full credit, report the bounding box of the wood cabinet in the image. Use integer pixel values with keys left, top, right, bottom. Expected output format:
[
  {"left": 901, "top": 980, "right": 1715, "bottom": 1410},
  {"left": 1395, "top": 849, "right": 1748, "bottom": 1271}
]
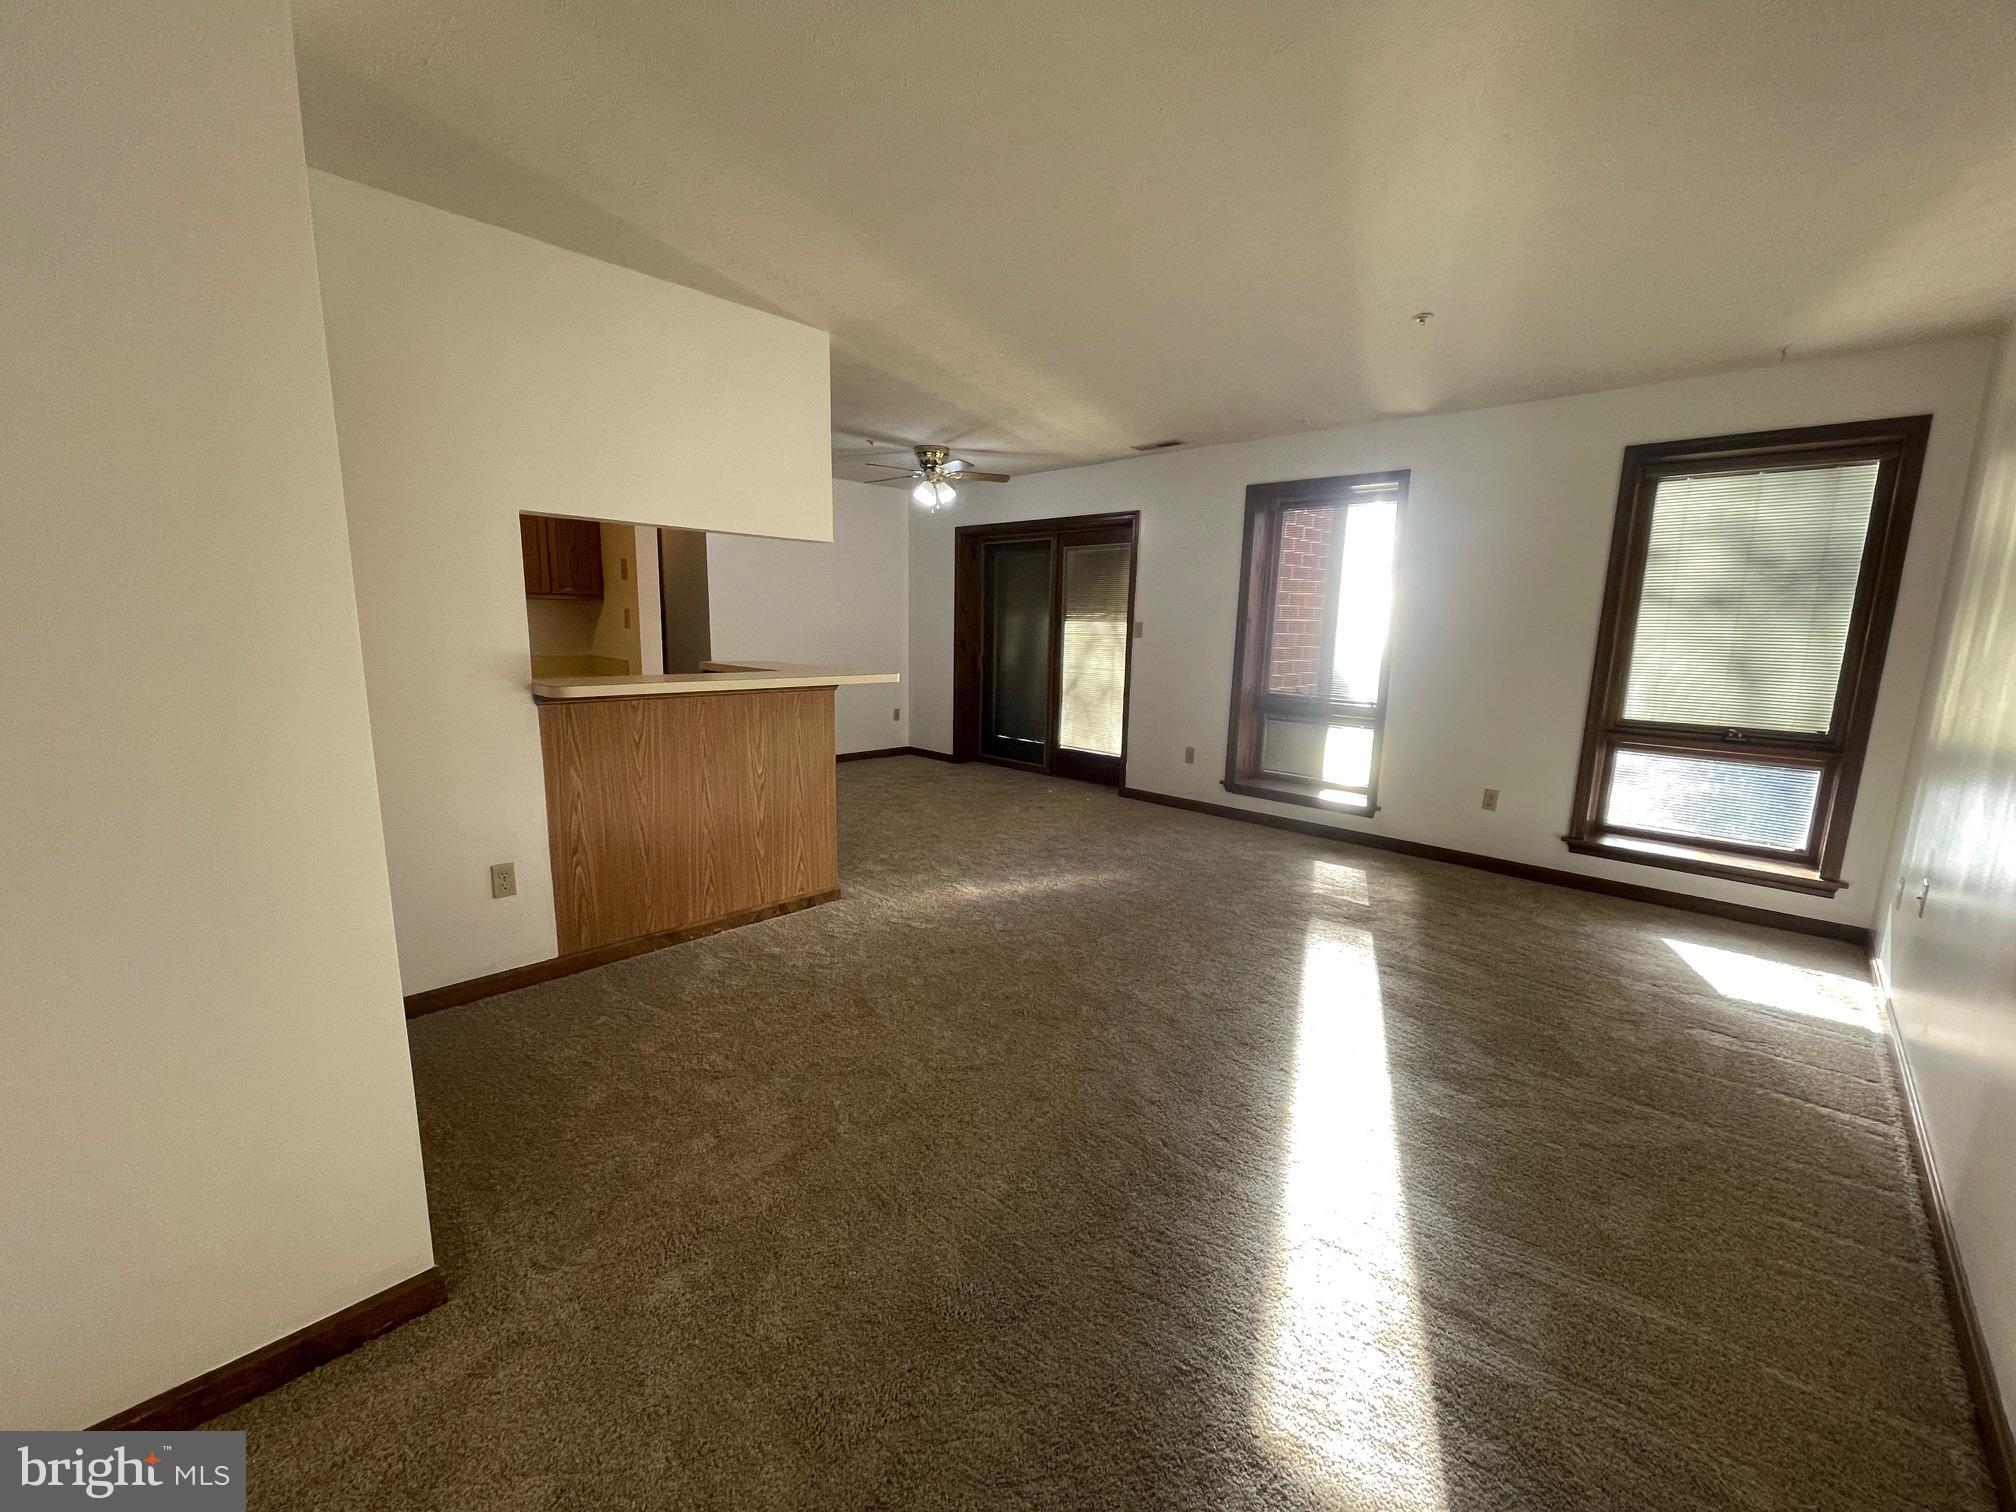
[
  {"left": 520, "top": 515, "right": 604, "bottom": 599},
  {"left": 538, "top": 687, "right": 839, "bottom": 954}
]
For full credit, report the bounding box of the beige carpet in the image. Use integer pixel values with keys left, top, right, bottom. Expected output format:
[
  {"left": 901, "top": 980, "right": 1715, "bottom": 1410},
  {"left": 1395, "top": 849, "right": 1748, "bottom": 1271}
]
[{"left": 219, "top": 758, "right": 1993, "bottom": 1510}]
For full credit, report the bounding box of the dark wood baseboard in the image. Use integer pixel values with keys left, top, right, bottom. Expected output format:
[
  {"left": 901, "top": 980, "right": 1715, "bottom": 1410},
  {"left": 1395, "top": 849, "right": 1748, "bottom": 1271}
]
[
  {"left": 899, "top": 745, "right": 965, "bottom": 763},
  {"left": 403, "top": 889, "right": 841, "bottom": 1018},
  {"left": 837, "top": 746, "right": 909, "bottom": 762},
  {"left": 1870, "top": 963, "right": 2016, "bottom": 1510},
  {"left": 92, "top": 1268, "right": 445, "bottom": 1430},
  {"left": 1117, "top": 786, "right": 1869, "bottom": 947}
]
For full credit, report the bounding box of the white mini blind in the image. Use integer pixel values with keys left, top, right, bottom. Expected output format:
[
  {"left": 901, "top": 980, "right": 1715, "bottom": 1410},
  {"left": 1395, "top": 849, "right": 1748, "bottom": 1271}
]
[
  {"left": 1058, "top": 544, "right": 1130, "bottom": 756},
  {"left": 1623, "top": 461, "right": 1879, "bottom": 734}
]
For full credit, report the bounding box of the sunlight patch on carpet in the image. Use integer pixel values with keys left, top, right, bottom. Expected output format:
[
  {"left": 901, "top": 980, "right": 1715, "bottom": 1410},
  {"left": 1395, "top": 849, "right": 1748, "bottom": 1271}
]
[
  {"left": 1663, "top": 938, "right": 1877, "bottom": 1029},
  {"left": 1252, "top": 920, "right": 1447, "bottom": 1510}
]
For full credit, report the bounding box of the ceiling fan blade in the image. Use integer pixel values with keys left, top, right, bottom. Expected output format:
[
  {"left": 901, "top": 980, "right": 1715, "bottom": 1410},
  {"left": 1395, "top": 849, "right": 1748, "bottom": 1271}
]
[
  {"left": 852, "top": 441, "right": 1027, "bottom": 457},
  {"left": 953, "top": 470, "right": 1011, "bottom": 483}
]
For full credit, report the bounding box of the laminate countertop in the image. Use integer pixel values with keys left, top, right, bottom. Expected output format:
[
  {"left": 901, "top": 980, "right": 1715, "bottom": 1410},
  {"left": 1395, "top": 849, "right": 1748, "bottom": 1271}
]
[{"left": 530, "top": 661, "right": 900, "bottom": 701}]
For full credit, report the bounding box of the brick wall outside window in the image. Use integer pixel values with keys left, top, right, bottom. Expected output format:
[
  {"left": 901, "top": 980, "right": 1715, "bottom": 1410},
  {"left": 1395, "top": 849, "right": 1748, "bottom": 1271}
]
[{"left": 1266, "top": 506, "right": 1335, "bottom": 696}]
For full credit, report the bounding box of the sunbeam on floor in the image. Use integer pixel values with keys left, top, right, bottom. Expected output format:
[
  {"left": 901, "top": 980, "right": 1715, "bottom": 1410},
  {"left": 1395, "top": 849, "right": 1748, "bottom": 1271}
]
[
  {"left": 1253, "top": 919, "right": 1447, "bottom": 1511},
  {"left": 1664, "top": 937, "right": 1879, "bottom": 1029}
]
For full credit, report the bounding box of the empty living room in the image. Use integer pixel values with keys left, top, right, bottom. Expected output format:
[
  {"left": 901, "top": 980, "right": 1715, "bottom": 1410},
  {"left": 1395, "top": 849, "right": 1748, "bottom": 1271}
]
[{"left": 9, "top": 2, "right": 2016, "bottom": 1508}]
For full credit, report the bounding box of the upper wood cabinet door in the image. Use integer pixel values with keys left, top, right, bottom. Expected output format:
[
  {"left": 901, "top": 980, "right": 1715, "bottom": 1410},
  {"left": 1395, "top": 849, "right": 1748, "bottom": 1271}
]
[{"left": 521, "top": 515, "right": 604, "bottom": 599}]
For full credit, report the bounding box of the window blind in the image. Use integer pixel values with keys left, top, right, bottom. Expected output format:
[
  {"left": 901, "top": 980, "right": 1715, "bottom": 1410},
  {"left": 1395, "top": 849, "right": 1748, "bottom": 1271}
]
[
  {"left": 1623, "top": 461, "right": 1879, "bottom": 734},
  {"left": 1058, "top": 543, "right": 1129, "bottom": 756}
]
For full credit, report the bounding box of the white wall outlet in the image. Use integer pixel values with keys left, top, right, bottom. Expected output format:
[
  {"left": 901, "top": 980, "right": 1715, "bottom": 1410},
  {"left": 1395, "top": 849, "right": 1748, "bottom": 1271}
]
[
  {"left": 1481, "top": 788, "right": 1500, "bottom": 811},
  {"left": 1184, "top": 746, "right": 1195, "bottom": 764},
  {"left": 1133, "top": 620, "right": 1144, "bottom": 639},
  {"left": 489, "top": 861, "right": 517, "bottom": 899}
]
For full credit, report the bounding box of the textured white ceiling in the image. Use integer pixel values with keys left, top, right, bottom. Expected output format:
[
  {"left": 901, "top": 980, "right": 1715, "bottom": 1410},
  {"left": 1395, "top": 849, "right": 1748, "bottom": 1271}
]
[{"left": 292, "top": 0, "right": 2016, "bottom": 484}]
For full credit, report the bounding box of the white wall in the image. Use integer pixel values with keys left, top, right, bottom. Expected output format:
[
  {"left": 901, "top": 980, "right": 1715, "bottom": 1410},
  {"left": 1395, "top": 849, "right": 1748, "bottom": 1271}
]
[
  {"left": 633, "top": 526, "right": 665, "bottom": 676},
  {"left": 910, "top": 338, "right": 1995, "bottom": 927},
  {"left": 709, "top": 480, "right": 911, "bottom": 753},
  {"left": 1878, "top": 319, "right": 2016, "bottom": 1425},
  {"left": 0, "top": 0, "right": 433, "bottom": 1427},
  {"left": 311, "top": 172, "right": 832, "bottom": 995}
]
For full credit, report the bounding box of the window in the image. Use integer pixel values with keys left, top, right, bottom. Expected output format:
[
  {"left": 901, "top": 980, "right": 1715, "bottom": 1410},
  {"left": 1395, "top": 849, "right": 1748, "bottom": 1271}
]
[
  {"left": 1567, "top": 416, "right": 1929, "bottom": 894},
  {"left": 1225, "top": 471, "right": 1406, "bottom": 812}
]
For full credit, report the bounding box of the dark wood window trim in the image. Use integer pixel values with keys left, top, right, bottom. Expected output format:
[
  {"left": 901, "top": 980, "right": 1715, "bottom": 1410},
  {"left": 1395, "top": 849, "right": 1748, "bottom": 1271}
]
[
  {"left": 952, "top": 512, "right": 1140, "bottom": 787},
  {"left": 1224, "top": 470, "right": 1408, "bottom": 816},
  {"left": 1566, "top": 415, "right": 1930, "bottom": 895}
]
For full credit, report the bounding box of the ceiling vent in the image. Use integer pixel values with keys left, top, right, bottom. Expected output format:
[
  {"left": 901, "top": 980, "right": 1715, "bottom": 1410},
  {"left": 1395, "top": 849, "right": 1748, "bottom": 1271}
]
[{"left": 1131, "top": 439, "right": 1184, "bottom": 451}]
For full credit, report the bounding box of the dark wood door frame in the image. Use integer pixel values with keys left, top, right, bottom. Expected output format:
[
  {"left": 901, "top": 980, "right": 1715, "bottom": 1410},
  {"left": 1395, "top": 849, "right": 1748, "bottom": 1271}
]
[{"left": 953, "top": 512, "right": 1140, "bottom": 786}]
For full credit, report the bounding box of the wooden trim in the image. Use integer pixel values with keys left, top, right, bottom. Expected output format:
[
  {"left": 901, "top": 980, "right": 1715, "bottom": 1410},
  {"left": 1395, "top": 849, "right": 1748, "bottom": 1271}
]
[
  {"left": 1119, "top": 785, "right": 1868, "bottom": 945},
  {"left": 1224, "top": 471, "right": 1408, "bottom": 811},
  {"left": 1568, "top": 415, "right": 1930, "bottom": 882},
  {"left": 1869, "top": 962, "right": 2016, "bottom": 1511},
  {"left": 837, "top": 746, "right": 908, "bottom": 762},
  {"left": 951, "top": 512, "right": 1140, "bottom": 785},
  {"left": 92, "top": 1268, "right": 446, "bottom": 1430},
  {"left": 1562, "top": 834, "right": 1844, "bottom": 897},
  {"left": 404, "top": 889, "right": 841, "bottom": 1018}
]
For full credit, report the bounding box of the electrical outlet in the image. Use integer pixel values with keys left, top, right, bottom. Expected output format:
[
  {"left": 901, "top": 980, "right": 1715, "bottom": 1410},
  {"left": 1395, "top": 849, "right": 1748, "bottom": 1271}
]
[
  {"left": 1184, "top": 746, "right": 1195, "bottom": 764},
  {"left": 893, "top": 706, "right": 902, "bottom": 722},
  {"left": 489, "top": 862, "right": 517, "bottom": 899},
  {"left": 1481, "top": 788, "right": 1500, "bottom": 811},
  {"left": 1133, "top": 620, "right": 1144, "bottom": 639}
]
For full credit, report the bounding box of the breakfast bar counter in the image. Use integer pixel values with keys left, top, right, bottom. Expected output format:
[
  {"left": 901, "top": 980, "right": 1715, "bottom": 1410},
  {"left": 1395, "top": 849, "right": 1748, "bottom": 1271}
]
[
  {"left": 533, "top": 661, "right": 899, "bottom": 955},
  {"left": 532, "top": 660, "right": 901, "bottom": 701}
]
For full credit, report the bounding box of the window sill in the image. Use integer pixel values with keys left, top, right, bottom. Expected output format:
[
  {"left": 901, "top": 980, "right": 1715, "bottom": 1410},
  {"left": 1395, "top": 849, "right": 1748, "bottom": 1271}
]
[
  {"left": 1563, "top": 832, "right": 1843, "bottom": 897},
  {"left": 1223, "top": 778, "right": 1380, "bottom": 818}
]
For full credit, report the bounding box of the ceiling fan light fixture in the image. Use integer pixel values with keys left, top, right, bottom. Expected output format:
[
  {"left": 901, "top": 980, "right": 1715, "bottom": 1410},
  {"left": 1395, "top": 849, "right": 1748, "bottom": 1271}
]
[{"left": 911, "top": 479, "right": 957, "bottom": 510}]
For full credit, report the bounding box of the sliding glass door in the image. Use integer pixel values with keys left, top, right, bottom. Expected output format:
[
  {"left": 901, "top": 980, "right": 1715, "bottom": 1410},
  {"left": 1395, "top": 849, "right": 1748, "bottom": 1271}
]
[
  {"left": 957, "top": 514, "right": 1138, "bottom": 786},
  {"left": 980, "top": 538, "right": 1055, "bottom": 765}
]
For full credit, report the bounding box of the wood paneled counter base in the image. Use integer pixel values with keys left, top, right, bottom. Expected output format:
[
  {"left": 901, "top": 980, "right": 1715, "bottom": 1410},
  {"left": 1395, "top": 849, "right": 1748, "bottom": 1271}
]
[{"left": 539, "top": 686, "right": 839, "bottom": 955}]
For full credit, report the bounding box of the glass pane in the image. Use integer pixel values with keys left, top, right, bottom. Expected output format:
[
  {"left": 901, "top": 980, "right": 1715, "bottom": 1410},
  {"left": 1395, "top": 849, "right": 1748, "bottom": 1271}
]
[
  {"left": 1057, "top": 543, "right": 1130, "bottom": 756},
  {"left": 1604, "top": 748, "right": 1821, "bottom": 852},
  {"left": 1261, "top": 719, "right": 1374, "bottom": 791},
  {"left": 1624, "top": 462, "right": 1879, "bottom": 734},
  {"left": 1331, "top": 497, "right": 1397, "bottom": 704},
  {"left": 980, "top": 541, "right": 1052, "bottom": 763},
  {"left": 1265, "top": 505, "right": 1336, "bottom": 695}
]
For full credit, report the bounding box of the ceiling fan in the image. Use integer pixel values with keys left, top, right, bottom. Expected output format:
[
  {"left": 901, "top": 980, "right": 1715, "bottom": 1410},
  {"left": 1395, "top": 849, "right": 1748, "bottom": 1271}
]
[{"left": 861, "top": 444, "right": 1010, "bottom": 512}]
